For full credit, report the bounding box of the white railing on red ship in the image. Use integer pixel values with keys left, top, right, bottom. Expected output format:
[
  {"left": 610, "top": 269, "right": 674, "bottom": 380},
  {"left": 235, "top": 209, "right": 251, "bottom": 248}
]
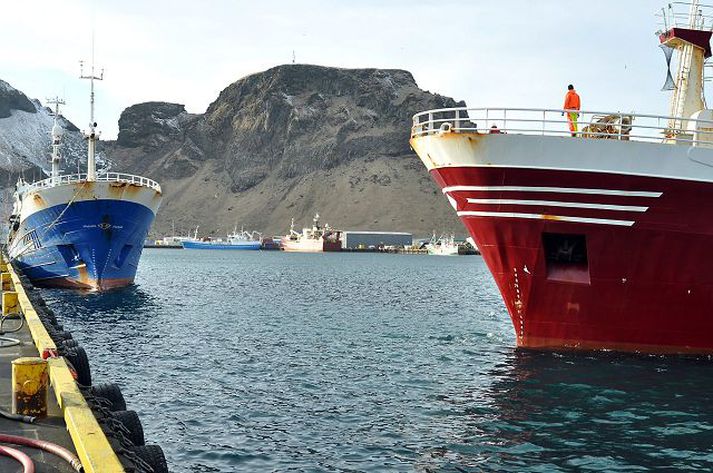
[
  {"left": 411, "top": 107, "right": 713, "bottom": 147},
  {"left": 22, "top": 172, "right": 162, "bottom": 194}
]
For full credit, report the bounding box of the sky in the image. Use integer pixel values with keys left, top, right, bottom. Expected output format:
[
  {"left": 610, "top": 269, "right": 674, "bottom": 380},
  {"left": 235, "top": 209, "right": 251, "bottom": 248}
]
[{"left": 0, "top": 0, "right": 695, "bottom": 139}]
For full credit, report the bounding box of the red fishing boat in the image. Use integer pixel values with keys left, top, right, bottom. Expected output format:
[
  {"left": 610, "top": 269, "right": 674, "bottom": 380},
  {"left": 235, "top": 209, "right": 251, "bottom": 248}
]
[{"left": 410, "top": 2, "right": 713, "bottom": 353}]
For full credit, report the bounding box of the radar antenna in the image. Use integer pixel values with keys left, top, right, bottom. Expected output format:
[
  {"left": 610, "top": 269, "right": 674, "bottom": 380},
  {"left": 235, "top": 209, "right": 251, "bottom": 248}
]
[{"left": 79, "top": 35, "right": 104, "bottom": 182}]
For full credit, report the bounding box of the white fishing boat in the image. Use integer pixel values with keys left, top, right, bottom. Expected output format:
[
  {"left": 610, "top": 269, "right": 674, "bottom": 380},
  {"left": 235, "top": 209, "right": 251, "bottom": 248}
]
[
  {"left": 426, "top": 233, "right": 459, "bottom": 256},
  {"left": 280, "top": 214, "right": 342, "bottom": 252}
]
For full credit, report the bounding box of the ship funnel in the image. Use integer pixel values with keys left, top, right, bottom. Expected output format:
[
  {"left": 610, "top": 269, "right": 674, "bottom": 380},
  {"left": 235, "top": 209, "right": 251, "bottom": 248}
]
[{"left": 660, "top": 44, "right": 676, "bottom": 91}]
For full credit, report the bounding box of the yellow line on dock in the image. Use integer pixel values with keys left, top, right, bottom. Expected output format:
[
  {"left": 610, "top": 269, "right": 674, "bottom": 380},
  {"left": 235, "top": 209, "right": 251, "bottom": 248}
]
[{"left": 5, "top": 261, "right": 126, "bottom": 473}]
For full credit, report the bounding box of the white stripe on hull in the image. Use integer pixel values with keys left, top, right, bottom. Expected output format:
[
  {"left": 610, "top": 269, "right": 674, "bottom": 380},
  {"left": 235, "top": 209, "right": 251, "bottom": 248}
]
[
  {"left": 444, "top": 185, "right": 662, "bottom": 198},
  {"left": 465, "top": 198, "right": 649, "bottom": 212},
  {"left": 456, "top": 210, "right": 636, "bottom": 227}
]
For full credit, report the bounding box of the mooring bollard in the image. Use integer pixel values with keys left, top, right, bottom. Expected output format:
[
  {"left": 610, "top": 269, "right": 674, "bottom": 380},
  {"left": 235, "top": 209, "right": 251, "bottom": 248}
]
[
  {"left": 1, "top": 272, "right": 12, "bottom": 292},
  {"left": 12, "top": 357, "right": 49, "bottom": 417},
  {"left": 2, "top": 291, "right": 18, "bottom": 316}
]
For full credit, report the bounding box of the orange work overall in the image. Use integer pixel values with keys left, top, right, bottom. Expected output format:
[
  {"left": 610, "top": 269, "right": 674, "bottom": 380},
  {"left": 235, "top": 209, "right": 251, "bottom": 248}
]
[{"left": 564, "top": 90, "right": 581, "bottom": 136}]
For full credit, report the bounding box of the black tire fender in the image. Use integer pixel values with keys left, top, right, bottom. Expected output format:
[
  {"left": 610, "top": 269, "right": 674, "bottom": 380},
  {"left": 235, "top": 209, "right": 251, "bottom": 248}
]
[
  {"left": 65, "top": 347, "right": 91, "bottom": 386},
  {"left": 113, "top": 410, "right": 145, "bottom": 446},
  {"left": 90, "top": 383, "right": 127, "bottom": 411},
  {"left": 133, "top": 445, "right": 168, "bottom": 473}
]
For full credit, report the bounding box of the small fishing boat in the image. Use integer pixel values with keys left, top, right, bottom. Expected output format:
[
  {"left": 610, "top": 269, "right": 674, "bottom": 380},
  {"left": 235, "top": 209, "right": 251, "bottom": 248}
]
[
  {"left": 182, "top": 228, "right": 261, "bottom": 250},
  {"left": 280, "top": 214, "right": 342, "bottom": 252},
  {"left": 426, "top": 233, "right": 459, "bottom": 256}
]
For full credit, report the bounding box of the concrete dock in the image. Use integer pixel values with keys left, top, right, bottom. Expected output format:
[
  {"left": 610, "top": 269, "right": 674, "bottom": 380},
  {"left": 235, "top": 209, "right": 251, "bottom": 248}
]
[
  {"left": 0, "top": 314, "right": 77, "bottom": 472},
  {"left": 0, "top": 257, "right": 163, "bottom": 472}
]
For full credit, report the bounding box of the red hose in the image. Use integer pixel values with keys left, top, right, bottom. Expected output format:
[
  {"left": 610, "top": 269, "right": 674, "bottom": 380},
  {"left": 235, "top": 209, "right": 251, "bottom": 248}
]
[
  {"left": 0, "top": 445, "right": 35, "bottom": 473},
  {"left": 0, "top": 434, "right": 82, "bottom": 471}
]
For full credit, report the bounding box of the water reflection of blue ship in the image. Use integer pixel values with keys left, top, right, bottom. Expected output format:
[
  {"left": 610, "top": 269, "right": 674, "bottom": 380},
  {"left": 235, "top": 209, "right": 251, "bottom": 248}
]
[{"left": 181, "top": 228, "right": 262, "bottom": 250}]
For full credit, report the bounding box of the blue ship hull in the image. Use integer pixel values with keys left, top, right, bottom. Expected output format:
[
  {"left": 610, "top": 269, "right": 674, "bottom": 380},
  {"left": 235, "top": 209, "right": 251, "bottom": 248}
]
[
  {"left": 10, "top": 199, "right": 155, "bottom": 290},
  {"left": 182, "top": 240, "right": 261, "bottom": 250}
]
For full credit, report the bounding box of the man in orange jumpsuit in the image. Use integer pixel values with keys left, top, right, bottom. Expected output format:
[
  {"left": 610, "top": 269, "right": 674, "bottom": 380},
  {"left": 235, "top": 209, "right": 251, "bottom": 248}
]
[{"left": 562, "top": 84, "right": 580, "bottom": 136}]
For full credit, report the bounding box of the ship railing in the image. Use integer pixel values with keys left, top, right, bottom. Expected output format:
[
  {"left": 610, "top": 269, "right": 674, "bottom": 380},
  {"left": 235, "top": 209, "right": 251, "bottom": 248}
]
[
  {"left": 22, "top": 172, "right": 162, "bottom": 194},
  {"left": 656, "top": 2, "right": 713, "bottom": 32},
  {"left": 411, "top": 107, "right": 713, "bottom": 147}
]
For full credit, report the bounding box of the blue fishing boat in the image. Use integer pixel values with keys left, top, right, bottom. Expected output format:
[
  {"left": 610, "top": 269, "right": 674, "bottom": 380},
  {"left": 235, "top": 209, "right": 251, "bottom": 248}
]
[
  {"left": 6, "top": 62, "right": 162, "bottom": 290},
  {"left": 182, "top": 228, "right": 262, "bottom": 250}
]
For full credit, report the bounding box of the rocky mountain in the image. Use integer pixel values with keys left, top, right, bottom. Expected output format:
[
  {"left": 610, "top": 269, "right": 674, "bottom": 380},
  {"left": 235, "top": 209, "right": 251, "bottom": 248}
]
[
  {"left": 0, "top": 80, "right": 91, "bottom": 180},
  {"left": 103, "top": 64, "right": 466, "bottom": 237},
  {"left": 0, "top": 80, "right": 104, "bottom": 218}
]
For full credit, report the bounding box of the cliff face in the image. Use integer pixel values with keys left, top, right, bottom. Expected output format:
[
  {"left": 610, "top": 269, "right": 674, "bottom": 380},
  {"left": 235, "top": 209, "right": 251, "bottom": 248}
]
[
  {"left": 0, "top": 80, "right": 36, "bottom": 119},
  {"left": 105, "top": 65, "right": 468, "bottom": 237},
  {"left": 202, "top": 66, "right": 450, "bottom": 192}
]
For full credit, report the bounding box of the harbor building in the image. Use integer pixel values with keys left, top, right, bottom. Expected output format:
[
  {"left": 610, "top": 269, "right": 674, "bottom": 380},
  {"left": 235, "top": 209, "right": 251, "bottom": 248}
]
[{"left": 342, "top": 231, "right": 412, "bottom": 249}]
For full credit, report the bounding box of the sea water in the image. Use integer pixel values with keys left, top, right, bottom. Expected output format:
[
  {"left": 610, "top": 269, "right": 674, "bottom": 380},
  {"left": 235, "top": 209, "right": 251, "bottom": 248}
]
[{"left": 42, "top": 250, "right": 713, "bottom": 472}]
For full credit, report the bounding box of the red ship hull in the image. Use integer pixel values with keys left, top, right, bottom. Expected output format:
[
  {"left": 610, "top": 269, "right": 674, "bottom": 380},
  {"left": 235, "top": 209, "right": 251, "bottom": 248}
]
[{"left": 432, "top": 166, "right": 713, "bottom": 354}]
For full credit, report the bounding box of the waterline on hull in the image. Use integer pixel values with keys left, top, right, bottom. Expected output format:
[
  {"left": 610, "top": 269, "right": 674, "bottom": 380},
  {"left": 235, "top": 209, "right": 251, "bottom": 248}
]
[{"left": 30, "top": 276, "right": 134, "bottom": 291}]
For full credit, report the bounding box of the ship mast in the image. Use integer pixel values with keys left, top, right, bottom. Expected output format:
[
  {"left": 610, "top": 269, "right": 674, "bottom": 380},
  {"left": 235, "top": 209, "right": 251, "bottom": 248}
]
[
  {"left": 659, "top": 0, "right": 712, "bottom": 131},
  {"left": 46, "top": 96, "right": 65, "bottom": 183},
  {"left": 79, "top": 37, "right": 104, "bottom": 182},
  {"left": 313, "top": 213, "right": 320, "bottom": 231}
]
